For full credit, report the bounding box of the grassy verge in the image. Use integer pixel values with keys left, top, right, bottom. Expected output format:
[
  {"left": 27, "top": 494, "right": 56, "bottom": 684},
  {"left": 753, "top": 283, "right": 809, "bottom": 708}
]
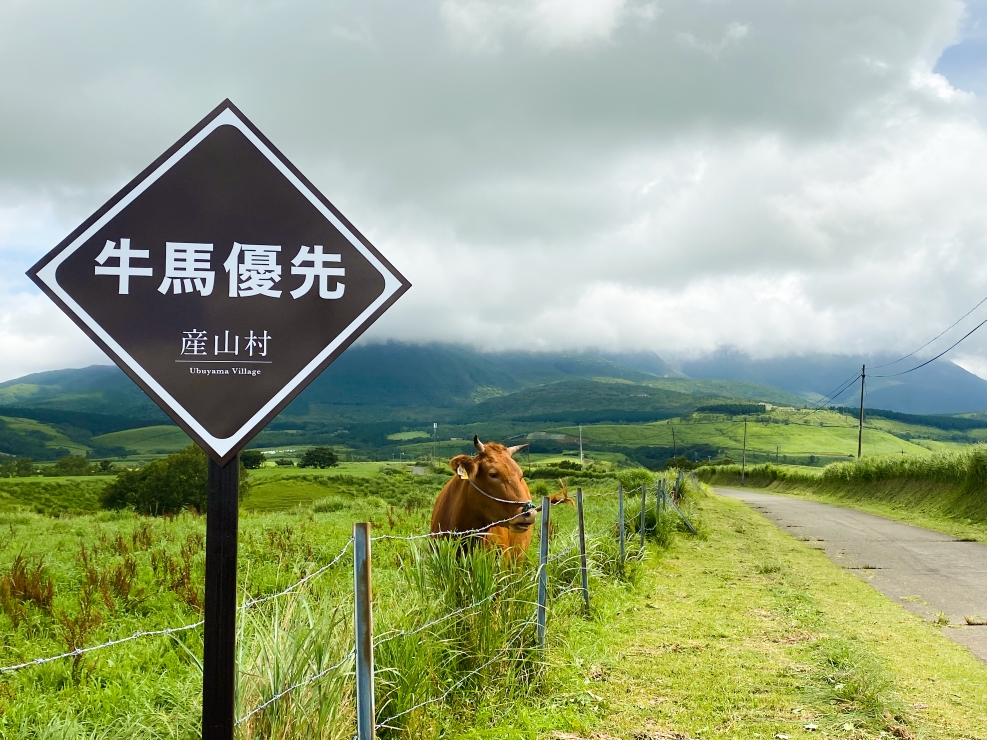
[
  {"left": 552, "top": 491, "right": 987, "bottom": 740},
  {"left": 697, "top": 452, "right": 987, "bottom": 542}
]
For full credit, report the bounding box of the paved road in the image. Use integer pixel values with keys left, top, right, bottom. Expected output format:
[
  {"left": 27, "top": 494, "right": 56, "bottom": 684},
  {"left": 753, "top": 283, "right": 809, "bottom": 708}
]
[{"left": 715, "top": 488, "right": 987, "bottom": 661}]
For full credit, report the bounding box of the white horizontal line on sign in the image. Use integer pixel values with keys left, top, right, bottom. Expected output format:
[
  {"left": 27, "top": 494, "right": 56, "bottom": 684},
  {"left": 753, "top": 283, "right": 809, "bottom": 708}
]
[{"left": 175, "top": 360, "right": 273, "bottom": 364}]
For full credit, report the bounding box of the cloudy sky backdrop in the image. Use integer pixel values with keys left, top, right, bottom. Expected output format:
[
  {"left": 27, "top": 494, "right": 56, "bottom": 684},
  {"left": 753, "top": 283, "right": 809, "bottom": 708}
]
[{"left": 4, "top": 0, "right": 987, "bottom": 381}]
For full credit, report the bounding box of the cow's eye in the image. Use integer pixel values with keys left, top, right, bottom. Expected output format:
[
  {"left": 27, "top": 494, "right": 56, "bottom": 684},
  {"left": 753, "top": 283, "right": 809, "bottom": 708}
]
[{"left": 489, "top": 470, "right": 499, "bottom": 478}]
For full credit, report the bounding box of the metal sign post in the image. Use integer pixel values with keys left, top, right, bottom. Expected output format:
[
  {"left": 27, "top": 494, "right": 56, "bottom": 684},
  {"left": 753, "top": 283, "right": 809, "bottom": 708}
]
[
  {"left": 202, "top": 457, "right": 240, "bottom": 738},
  {"left": 27, "top": 100, "right": 410, "bottom": 740}
]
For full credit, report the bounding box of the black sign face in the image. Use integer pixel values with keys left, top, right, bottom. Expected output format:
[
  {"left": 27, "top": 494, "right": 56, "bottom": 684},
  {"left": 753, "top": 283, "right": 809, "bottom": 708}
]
[{"left": 28, "top": 100, "right": 410, "bottom": 464}]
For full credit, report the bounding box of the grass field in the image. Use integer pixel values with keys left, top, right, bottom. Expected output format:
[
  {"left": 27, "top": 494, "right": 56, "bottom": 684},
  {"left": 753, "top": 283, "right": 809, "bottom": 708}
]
[
  {"left": 90, "top": 426, "right": 191, "bottom": 456},
  {"left": 242, "top": 465, "right": 426, "bottom": 511},
  {"left": 555, "top": 408, "right": 942, "bottom": 464},
  {"left": 0, "top": 476, "right": 112, "bottom": 514},
  {"left": 0, "top": 416, "right": 88, "bottom": 457},
  {"left": 2, "top": 475, "right": 986, "bottom": 738}
]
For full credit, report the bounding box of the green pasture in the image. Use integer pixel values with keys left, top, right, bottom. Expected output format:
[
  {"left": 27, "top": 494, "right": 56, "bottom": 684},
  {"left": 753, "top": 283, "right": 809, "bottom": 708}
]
[
  {"left": 242, "top": 466, "right": 433, "bottom": 511},
  {"left": 555, "top": 407, "right": 939, "bottom": 462},
  {"left": 386, "top": 431, "right": 429, "bottom": 440},
  {"left": 250, "top": 461, "right": 384, "bottom": 476},
  {"left": 638, "top": 376, "right": 807, "bottom": 405},
  {"left": 91, "top": 425, "right": 191, "bottom": 456},
  {"left": 1, "top": 473, "right": 985, "bottom": 738},
  {"left": 0, "top": 415, "right": 88, "bottom": 457},
  {"left": 0, "top": 476, "right": 111, "bottom": 514}
]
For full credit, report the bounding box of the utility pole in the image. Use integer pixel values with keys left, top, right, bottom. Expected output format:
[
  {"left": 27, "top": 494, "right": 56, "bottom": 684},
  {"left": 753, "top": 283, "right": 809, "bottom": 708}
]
[
  {"left": 741, "top": 419, "right": 747, "bottom": 485},
  {"left": 857, "top": 364, "right": 866, "bottom": 459},
  {"left": 432, "top": 422, "right": 437, "bottom": 462},
  {"left": 776, "top": 445, "right": 779, "bottom": 462},
  {"left": 579, "top": 424, "right": 584, "bottom": 468},
  {"left": 671, "top": 427, "right": 676, "bottom": 458}
]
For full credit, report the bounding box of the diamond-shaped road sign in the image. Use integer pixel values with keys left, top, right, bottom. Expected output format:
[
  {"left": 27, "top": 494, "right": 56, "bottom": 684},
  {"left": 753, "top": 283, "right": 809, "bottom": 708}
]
[{"left": 27, "top": 100, "right": 410, "bottom": 464}]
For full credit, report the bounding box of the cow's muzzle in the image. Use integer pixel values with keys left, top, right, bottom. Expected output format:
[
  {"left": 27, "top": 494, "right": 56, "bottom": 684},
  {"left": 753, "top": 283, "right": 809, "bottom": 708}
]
[{"left": 509, "top": 503, "right": 538, "bottom": 531}]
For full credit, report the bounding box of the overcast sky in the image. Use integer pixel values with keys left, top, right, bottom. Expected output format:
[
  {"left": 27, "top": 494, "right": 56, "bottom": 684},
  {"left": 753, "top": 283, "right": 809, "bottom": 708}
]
[{"left": 4, "top": 0, "right": 987, "bottom": 381}]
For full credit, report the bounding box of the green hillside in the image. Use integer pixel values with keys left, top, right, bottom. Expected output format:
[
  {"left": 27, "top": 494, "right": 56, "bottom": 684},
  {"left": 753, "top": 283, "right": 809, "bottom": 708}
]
[
  {"left": 0, "top": 415, "right": 86, "bottom": 460},
  {"left": 639, "top": 377, "right": 805, "bottom": 405},
  {"left": 552, "top": 407, "right": 935, "bottom": 467},
  {"left": 1, "top": 345, "right": 985, "bottom": 468},
  {"left": 90, "top": 426, "right": 192, "bottom": 456}
]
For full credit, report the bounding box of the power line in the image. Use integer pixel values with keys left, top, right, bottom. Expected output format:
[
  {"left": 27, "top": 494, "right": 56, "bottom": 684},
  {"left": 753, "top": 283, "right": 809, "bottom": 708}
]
[
  {"left": 809, "top": 372, "right": 862, "bottom": 410},
  {"left": 872, "top": 293, "right": 987, "bottom": 370},
  {"left": 872, "top": 314, "right": 987, "bottom": 378}
]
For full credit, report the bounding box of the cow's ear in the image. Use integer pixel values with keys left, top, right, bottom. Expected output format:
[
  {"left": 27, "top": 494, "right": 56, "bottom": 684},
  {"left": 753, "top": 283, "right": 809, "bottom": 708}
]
[{"left": 450, "top": 455, "right": 474, "bottom": 479}]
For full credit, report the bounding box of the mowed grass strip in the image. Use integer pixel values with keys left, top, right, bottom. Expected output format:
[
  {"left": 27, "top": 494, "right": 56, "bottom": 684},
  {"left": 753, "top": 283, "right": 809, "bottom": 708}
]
[{"left": 552, "top": 492, "right": 987, "bottom": 739}]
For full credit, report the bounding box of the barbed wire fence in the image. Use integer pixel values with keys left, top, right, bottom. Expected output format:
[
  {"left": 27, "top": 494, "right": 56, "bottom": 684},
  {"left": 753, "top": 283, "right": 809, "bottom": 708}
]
[{"left": 0, "top": 473, "right": 705, "bottom": 737}]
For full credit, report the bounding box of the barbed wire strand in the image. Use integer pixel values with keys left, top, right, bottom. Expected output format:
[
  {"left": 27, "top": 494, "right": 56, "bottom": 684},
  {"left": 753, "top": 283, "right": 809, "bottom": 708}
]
[
  {"left": 240, "top": 537, "right": 353, "bottom": 610},
  {"left": 371, "top": 511, "right": 539, "bottom": 542},
  {"left": 0, "top": 539, "right": 356, "bottom": 675},
  {"left": 0, "top": 620, "right": 204, "bottom": 674},
  {"left": 373, "top": 576, "right": 530, "bottom": 648},
  {"left": 235, "top": 649, "right": 355, "bottom": 727}
]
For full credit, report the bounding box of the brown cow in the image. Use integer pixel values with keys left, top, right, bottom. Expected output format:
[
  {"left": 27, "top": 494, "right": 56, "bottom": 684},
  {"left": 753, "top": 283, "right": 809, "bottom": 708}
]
[{"left": 431, "top": 435, "right": 538, "bottom": 553}]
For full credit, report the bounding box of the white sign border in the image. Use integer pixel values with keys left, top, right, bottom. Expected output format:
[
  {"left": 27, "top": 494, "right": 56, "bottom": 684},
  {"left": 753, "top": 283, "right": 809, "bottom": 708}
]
[{"left": 36, "top": 107, "right": 403, "bottom": 460}]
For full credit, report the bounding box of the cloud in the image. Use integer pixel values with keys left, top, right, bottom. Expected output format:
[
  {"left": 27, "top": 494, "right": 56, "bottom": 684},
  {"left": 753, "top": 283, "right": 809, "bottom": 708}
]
[
  {"left": 678, "top": 21, "right": 751, "bottom": 58},
  {"left": 440, "top": 0, "right": 639, "bottom": 52},
  {"left": 3, "top": 0, "right": 987, "bottom": 382}
]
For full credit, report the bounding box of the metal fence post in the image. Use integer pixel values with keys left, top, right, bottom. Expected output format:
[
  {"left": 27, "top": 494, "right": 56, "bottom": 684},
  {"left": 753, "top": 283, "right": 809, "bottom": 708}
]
[
  {"left": 639, "top": 483, "right": 647, "bottom": 548},
  {"left": 654, "top": 480, "right": 660, "bottom": 523},
  {"left": 576, "top": 488, "right": 590, "bottom": 616},
  {"left": 617, "top": 484, "right": 625, "bottom": 568},
  {"left": 354, "top": 522, "right": 375, "bottom": 740},
  {"left": 537, "top": 496, "right": 550, "bottom": 648}
]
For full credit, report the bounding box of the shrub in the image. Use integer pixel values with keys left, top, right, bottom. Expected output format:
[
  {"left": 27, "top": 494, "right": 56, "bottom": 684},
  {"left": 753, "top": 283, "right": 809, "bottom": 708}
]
[
  {"left": 617, "top": 468, "right": 653, "bottom": 491},
  {"left": 664, "top": 455, "right": 696, "bottom": 470},
  {"left": 530, "top": 480, "right": 551, "bottom": 500},
  {"left": 299, "top": 447, "right": 339, "bottom": 469},
  {"left": 43, "top": 455, "right": 93, "bottom": 477},
  {"left": 101, "top": 445, "right": 249, "bottom": 515},
  {"left": 15, "top": 458, "right": 36, "bottom": 477},
  {"left": 240, "top": 450, "right": 265, "bottom": 469}
]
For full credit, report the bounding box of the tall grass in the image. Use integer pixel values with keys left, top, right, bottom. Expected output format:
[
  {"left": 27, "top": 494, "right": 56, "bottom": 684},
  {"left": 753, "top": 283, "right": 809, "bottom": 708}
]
[
  {"left": 696, "top": 445, "right": 987, "bottom": 524},
  {"left": 373, "top": 539, "right": 542, "bottom": 736},
  {"left": 0, "top": 474, "right": 697, "bottom": 738},
  {"left": 235, "top": 593, "right": 352, "bottom": 740}
]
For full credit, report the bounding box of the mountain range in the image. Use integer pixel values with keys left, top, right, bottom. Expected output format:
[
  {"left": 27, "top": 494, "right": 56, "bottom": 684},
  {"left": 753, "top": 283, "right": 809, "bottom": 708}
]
[{"left": 0, "top": 342, "right": 985, "bottom": 459}]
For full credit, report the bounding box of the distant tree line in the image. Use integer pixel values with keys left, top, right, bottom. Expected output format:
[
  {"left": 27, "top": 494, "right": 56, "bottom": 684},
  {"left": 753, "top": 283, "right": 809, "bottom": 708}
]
[
  {"left": 695, "top": 403, "right": 765, "bottom": 416},
  {"left": 0, "top": 455, "right": 115, "bottom": 477},
  {"left": 834, "top": 406, "right": 987, "bottom": 432}
]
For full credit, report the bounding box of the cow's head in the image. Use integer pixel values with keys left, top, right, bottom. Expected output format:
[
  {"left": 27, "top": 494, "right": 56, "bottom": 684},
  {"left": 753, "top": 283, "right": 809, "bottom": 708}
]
[{"left": 450, "top": 435, "right": 535, "bottom": 532}]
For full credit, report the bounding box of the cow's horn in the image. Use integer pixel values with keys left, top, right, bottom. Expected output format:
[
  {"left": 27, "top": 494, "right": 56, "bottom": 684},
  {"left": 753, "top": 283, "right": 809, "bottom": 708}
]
[
  {"left": 507, "top": 444, "right": 529, "bottom": 456},
  {"left": 473, "top": 435, "right": 485, "bottom": 453}
]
